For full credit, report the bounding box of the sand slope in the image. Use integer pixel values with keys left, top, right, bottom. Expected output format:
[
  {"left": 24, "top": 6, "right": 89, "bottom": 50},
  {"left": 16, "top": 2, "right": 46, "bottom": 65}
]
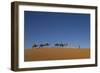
[{"left": 24, "top": 48, "right": 90, "bottom": 61}]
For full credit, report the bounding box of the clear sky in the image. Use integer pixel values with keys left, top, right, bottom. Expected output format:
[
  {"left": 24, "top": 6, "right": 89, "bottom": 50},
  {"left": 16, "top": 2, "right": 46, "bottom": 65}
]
[{"left": 24, "top": 11, "right": 90, "bottom": 48}]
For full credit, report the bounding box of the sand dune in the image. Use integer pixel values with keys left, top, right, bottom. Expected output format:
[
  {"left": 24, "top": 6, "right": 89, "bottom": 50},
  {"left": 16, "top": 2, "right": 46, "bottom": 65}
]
[{"left": 24, "top": 48, "right": 90, "bottom": 61}]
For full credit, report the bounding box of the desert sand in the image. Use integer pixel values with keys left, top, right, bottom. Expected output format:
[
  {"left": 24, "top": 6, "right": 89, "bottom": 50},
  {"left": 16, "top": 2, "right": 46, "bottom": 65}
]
[{"left": 24, "top": 48, "right": 90, "bottom": 61}]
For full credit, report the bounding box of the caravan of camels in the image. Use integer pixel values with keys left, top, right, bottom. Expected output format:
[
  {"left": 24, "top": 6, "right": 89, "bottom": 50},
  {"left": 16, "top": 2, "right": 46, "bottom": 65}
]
[{"left": 32, "top": 42, "right": 80, "bottom": 48}]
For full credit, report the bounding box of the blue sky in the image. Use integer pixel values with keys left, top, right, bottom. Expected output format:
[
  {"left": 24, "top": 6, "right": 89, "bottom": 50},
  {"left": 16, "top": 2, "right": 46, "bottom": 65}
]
[{"left": 24, "top": 11, "right": 90, "bottom": 48}]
